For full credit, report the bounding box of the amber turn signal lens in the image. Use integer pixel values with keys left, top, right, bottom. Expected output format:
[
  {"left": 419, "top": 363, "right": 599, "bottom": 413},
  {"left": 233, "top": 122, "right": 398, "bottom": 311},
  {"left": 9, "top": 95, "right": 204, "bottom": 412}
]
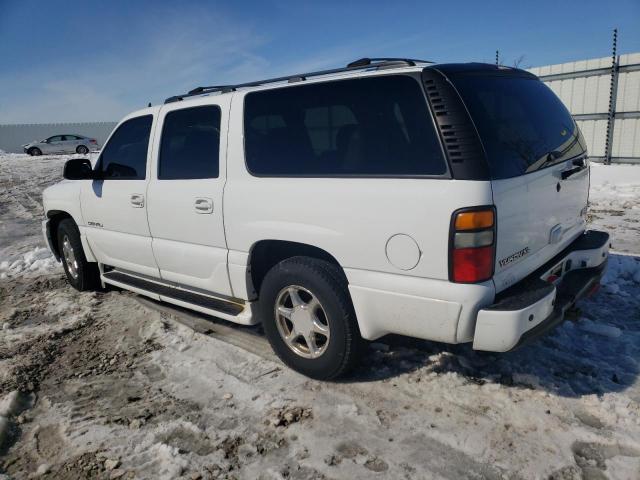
[{"left": 454, "top": 210, "right": 494, "bottom": 230}]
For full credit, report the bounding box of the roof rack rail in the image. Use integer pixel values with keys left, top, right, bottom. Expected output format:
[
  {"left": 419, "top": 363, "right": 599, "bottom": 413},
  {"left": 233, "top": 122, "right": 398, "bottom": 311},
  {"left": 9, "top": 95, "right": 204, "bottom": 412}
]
[
  {"left": 164, "top": 57, "right": 433, "bottom": 104},
  {"left": 346, "top": 57, "right": 430, "bottom": 68}
]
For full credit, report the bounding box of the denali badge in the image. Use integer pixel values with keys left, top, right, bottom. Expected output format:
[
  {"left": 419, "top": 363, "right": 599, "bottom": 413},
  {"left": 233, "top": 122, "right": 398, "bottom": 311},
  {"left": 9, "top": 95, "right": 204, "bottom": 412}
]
[{"left": 499, "top": 247, "right": 530, "bottom": 268}]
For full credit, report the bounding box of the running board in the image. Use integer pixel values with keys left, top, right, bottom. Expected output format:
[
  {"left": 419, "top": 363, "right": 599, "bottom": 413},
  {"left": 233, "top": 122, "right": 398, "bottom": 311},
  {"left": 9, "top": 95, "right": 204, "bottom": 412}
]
[{"left": 102, "top": 270, "right": 245, "bottom": 316}]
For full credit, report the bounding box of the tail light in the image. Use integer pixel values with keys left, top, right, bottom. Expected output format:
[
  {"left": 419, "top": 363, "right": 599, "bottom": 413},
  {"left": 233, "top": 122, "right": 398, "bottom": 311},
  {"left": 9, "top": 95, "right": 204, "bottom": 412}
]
[
  {"left": 449, "top": 207, "right": 496, "bottom": 283},
  {"left": 89, "top": 139, "right": 97, "bottom": 143}
]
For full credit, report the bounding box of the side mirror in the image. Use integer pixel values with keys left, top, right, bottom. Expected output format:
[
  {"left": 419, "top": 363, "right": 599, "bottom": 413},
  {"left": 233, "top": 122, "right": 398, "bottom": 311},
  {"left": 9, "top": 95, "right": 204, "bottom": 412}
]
[{"left": 63, "top": 158, "right": 96, "bottom": 180}]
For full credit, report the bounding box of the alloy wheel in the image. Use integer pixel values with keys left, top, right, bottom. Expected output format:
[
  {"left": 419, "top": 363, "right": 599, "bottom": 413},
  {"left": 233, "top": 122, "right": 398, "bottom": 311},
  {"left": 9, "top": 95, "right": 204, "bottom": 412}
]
[{"left": 274, "top": 285, "right": 330, "bottom": 359}]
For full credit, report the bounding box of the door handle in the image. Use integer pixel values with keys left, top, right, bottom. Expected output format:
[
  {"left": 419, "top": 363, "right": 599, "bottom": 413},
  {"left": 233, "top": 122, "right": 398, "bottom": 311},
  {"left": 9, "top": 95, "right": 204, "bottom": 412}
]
[
  {"left": 194, "top": 197, "right": 213, "bottom": 214},
  {"left": 130, "top": 194, "right": 144, "bottom": 208}
]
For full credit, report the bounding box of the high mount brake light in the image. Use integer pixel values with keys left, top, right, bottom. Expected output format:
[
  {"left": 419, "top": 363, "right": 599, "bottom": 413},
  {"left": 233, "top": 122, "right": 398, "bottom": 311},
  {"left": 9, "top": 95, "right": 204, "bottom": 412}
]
[{"left": 450, "top": 208, "right": 496, "bottom": 283}]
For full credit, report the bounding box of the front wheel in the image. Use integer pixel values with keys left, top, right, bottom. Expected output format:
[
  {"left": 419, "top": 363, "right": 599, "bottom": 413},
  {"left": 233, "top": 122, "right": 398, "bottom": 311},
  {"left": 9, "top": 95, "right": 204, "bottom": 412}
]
[
  {"left": 29, "top": 147, "right": 42, "bottom": 156},
  {"left": 76, "top": 145, "right": 89, "bottom": 154},
  {"left": 259, "top": 257, "right": 364, "bottom": 380},
  {"left": 57, "top": 218, "right": 100, "bottom": 291}
]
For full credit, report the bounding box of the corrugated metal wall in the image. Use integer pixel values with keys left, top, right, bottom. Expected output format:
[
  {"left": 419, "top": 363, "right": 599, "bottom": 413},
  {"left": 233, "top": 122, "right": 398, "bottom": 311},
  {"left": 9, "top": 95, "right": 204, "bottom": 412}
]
[
  {"left": 529, "top": 52, "right": 640, "bottom": 163},
  {"left": 0, "top": 122, "right": 117, "bottom": 153}
]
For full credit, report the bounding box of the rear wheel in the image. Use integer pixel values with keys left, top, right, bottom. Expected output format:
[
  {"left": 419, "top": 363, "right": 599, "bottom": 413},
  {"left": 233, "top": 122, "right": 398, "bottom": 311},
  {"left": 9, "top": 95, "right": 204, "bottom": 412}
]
[
  {"left": 28, "top": 147, "right": 42, "bottom": 156},
  {"left": 259, "top": 256, "right": 363, "bottom": 380},
  {"left": 57, "top": 218, "right": 100, "bottom": 291},
  {"left": 76, "top": 145, "right": 89, "bottom": 154}
]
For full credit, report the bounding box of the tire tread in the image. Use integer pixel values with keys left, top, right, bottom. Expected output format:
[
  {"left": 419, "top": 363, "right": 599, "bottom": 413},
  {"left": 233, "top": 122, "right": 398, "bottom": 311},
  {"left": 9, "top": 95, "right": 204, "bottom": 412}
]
[{"left": 260, "top": 256, "right": 363, "bottom": 380}]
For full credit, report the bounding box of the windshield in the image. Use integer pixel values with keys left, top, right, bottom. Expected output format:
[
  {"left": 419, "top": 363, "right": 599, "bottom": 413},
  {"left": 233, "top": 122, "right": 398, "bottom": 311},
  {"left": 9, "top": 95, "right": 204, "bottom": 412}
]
[{"left": 449, "top": 74, "right": 586, "bottom": 179}]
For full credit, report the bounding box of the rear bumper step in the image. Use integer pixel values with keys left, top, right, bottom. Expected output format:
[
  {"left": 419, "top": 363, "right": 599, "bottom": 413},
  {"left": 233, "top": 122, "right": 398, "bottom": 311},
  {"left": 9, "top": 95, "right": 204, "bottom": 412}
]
[{"left": 472, "top": 230, "right": 609, "bottom": 352}]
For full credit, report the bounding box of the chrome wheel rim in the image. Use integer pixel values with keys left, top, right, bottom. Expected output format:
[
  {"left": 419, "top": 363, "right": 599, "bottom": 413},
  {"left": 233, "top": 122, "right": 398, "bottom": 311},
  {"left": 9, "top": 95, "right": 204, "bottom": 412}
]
[
  {"left": 61, "top": 235, "right": 79, "bottom": 279},
  {"left": 275, "top": 285, "right": 330, "bottom": 359}
]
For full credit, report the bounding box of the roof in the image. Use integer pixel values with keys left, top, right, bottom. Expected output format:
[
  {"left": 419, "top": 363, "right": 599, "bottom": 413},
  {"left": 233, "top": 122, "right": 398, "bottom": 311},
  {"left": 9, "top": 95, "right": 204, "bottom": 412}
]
[
  {"left": 432, "top": 62, "right": 538, "bottom": 79},
  {"left": 160, "top": 59, "right": 540, "bottom": 108},
  {"left": 164, "top": 58, "right": 433, "bottom": 104}
]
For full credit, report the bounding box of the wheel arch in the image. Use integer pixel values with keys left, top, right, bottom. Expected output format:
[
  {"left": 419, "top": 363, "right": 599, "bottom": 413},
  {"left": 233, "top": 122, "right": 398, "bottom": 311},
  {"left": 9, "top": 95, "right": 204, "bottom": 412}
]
[
  {"left": 46, "top": 210, "right": 73, "bottom": 258},
  {"left": 247, "top": 240, "right": 347, "bottom": 299},
  {"left": 46, "top": 210, "right": 96, "bottom": 263}
]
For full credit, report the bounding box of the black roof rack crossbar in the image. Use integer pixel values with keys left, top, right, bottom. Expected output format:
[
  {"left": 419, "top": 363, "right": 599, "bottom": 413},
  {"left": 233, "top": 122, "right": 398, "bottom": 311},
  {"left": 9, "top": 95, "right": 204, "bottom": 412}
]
[
  {"left": 164, "top": 57, "right": 433, "bottom": 103},
  {"left": 346, "top": 57, "right": 431, "bottom": 68}
]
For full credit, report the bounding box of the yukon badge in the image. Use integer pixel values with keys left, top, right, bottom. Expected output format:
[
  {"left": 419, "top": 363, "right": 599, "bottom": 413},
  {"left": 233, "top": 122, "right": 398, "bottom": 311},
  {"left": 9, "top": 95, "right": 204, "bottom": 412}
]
[{"left": 499, "top": 247, "right": 530, "bottom": 268}]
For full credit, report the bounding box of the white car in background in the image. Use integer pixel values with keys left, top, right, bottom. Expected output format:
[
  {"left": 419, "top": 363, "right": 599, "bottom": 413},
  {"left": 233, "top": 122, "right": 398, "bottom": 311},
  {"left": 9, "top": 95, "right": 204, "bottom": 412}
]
[{"left": 23, "top": 134, "right": 99, "bottom": 156}]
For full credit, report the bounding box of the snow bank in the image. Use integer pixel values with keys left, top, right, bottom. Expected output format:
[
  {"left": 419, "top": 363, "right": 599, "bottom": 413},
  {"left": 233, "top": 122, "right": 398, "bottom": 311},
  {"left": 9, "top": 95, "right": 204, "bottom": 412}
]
[
  {"left": 602, "top": 253, "right": 640, "bottom": 287},
  {"left": 0, "top": 391, "right": 19, "bottom": 446},
  {"left": 590, "top": 164, "right": 640, "bottom": 207},
  {"left": 0, "top": 247, "right": 60, "bottom": 279},
  {"left": 0, "top": 391, "right": 34, "bottom": 448}
]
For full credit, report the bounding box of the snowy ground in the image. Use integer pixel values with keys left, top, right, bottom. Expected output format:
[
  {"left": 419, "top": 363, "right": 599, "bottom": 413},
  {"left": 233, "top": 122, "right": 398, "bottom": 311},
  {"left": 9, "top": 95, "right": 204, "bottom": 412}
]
[{"left": 0, "top": 153, "right": 639, "bottom": 480}]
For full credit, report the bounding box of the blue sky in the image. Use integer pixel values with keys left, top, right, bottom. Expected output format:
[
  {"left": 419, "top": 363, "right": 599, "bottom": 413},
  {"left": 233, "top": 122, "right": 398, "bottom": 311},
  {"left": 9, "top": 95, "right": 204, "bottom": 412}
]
[{"left": 1, "top": 0, "right": 639, "bottom": 123}]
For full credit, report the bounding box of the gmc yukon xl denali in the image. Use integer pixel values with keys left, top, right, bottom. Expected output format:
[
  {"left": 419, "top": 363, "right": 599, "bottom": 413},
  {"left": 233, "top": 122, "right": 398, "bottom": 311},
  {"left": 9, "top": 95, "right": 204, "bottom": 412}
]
[{"left": 42, "top": 58, "right": 609, "bottom": 379}]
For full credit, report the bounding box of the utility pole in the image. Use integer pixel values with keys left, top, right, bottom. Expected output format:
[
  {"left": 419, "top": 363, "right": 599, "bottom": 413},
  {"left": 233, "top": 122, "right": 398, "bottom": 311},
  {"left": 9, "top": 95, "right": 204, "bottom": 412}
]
[{"left": 604, "top": 28, "right": 619, "bottom": 165}]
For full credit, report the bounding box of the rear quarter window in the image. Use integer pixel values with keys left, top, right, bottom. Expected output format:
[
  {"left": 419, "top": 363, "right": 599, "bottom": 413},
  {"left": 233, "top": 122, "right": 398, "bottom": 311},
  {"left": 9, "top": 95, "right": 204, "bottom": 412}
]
[{"left": 243, "top": 75, "right": 447, "bottom": 177}]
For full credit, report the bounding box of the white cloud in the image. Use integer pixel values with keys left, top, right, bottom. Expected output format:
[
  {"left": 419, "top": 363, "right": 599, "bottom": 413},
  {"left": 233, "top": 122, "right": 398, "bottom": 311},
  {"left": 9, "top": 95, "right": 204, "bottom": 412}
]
[
  {"left": 0, "top": 7, "right": 268, "bottom": 123},
  {"left": 0, "top": 4, "right": 427, "bottom": 125}
]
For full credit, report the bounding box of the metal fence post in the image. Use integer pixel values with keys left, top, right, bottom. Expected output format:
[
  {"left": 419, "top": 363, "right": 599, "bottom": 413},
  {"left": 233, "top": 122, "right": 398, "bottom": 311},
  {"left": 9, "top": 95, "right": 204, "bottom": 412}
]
[{"left": 604, "top": 29, "right": 619, "bottom": 165}]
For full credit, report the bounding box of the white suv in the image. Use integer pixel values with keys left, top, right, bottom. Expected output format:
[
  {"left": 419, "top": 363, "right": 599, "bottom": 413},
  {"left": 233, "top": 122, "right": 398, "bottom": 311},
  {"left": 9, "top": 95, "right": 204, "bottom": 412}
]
[{"left": 42, "top": 58, "right": 609, "bottom": 379}]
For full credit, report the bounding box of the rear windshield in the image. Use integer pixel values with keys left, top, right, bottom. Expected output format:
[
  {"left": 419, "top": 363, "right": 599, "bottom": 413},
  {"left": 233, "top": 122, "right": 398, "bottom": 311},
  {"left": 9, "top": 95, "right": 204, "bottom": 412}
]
[{"left": 450, "top": 74, "right": 586, "bottom": 179}]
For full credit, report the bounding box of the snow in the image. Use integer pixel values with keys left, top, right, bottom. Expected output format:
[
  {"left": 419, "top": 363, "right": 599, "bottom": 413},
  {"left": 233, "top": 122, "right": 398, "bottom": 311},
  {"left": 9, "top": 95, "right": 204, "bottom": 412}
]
[
  {"left": 589, "top": 162, "right": 640, "bottom": 253},
  {"left": 0, "top": 391, "right": 20, "bottom": 446},
  {"left": 579, "top": 318, "right": 623, "bottom": 338},
  {"left": 0, "top": 153, "right": 639, "bottom": 478},
  {"left": 0, "top": 247, "right": 59, "bottom": 280}
]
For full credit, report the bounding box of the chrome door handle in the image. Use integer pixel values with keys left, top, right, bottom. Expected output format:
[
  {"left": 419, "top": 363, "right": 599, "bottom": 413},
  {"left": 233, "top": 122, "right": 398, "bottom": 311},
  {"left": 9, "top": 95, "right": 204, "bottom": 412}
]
[
  {"left": 194, "top": 197, "right": 213, "bottom": 214},
  {"left": 130, "top": 194, "right": 144, "bottom": 208}
]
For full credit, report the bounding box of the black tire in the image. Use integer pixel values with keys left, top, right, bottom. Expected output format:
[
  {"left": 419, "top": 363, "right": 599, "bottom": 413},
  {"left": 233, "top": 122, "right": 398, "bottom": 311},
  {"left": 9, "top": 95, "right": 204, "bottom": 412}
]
[
  {"left": 259, "top": 256, "right": 364, "bottom": 380},
  {"left": 29, "top": 147, "right": 42, "bottom": 156},
  {"left": 76, "top": 145, "right": 89, "bottom": 155},
  {"left": 56, "top": 218, "right": 100, "bottom": 291}
]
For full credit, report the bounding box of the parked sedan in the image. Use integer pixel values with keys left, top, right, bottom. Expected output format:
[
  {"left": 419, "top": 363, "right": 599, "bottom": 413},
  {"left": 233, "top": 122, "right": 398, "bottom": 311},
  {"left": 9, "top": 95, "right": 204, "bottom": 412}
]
[{"left": 23, "top": 135, "right": 99, "bottom": 156}]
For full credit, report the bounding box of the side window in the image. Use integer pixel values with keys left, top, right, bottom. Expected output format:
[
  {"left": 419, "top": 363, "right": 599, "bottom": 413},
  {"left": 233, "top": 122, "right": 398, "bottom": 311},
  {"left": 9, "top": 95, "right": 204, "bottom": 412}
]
[
  {"left": 99, "top": 115, "right": 152, "bottom": 180},
  {"left": 48, "top": 136, "right": 63, "bottom": 142},
  {"left": 158, "top": 105, "right": 221, "bottom": 179},
  {"left": 243, "top": 76, "right": 447, "bottom": 176}
]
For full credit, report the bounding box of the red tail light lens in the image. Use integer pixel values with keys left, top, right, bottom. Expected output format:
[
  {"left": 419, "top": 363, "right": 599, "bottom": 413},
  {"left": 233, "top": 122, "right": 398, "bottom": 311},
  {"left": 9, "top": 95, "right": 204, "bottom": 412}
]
[
  {"left": 452, "top": 246, "right": 494, "bottom": 282},
  {"left": 89, "top": 139, "right": 97, "bottom": 143},
  {"left": 450, "top": 207, "right": 496, "bottom": 283}
]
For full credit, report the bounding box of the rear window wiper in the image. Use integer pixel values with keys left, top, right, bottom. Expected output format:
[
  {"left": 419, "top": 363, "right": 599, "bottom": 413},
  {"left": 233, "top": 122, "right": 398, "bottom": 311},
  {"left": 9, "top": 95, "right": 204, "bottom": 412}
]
[
  {"left": 525, "top": 150, "right": 563, "bottom": 173},
  {"left": 560, "top": 157, "right": 587, "bottom": 180}
]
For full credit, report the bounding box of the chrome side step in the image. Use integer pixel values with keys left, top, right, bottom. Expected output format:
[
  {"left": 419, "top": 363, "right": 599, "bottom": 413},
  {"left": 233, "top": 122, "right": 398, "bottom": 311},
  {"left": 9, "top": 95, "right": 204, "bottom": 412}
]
[{"left": 102, "top": 270, "right": 245, "bottom": 317}]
